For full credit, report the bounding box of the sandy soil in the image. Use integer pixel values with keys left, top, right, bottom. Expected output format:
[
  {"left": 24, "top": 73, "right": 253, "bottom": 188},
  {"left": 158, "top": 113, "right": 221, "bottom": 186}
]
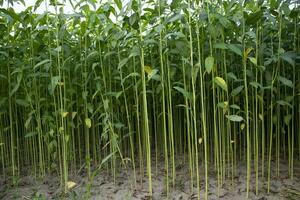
[{"left": 1, "top": 156, "right": 300, "bottom": 199}]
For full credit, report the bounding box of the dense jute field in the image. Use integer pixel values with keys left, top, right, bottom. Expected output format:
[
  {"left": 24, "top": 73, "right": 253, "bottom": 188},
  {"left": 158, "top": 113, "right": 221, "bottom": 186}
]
[{"left": 0, "top": 0, "right": 299, "bottom": 199}]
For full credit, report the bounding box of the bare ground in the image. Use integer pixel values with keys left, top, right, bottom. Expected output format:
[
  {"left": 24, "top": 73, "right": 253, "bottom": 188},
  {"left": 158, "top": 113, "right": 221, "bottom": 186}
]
[{"left": 1, "top": 156, "right": 300, "bottom": 200}]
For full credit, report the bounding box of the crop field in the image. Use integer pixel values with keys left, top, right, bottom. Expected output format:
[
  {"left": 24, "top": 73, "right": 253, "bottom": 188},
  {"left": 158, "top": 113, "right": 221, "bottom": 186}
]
[{"left": 0, "top": 0, "right": 299, "bottom": 199}]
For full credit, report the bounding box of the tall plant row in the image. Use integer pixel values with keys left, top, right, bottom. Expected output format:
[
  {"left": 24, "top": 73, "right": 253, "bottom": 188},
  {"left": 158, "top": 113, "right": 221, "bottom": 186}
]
[{"left": 0, "top": 0, "right": 299, "bottom": 199}]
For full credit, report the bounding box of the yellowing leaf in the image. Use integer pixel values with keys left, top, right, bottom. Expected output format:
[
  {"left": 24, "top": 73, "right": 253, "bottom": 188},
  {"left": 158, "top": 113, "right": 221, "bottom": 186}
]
[
  {"left": 198, "top": 138, "right": 203, "bottom": 144},
  {"left": 214, "top": 77, "right": 228, "bottom": 91},
  {"left": 244, "top": 48, "right": 253, "bottom": 58},
  {"left": 67, "top": 181, "right": 76, "bottom": 190},
  {"left": 241, "top": 123, "right": 245, "bottom": 130},
  {"left": 61, "top": 112, "right": 68, "bottom": 118},
  {"left": 144, "top": 65, "right": 152, "bottom": 75},
  {"left": 85, "top": 118, "right": 92, "bottom": 128},
  {"left": 217, "top": 101, "right": 228, "bottom": 110}
]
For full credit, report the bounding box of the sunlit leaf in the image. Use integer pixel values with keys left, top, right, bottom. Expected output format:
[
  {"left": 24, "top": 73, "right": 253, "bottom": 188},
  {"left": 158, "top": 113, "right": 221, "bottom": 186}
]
[
  {"left": 66, "top": 181, "right": 76, "bottom": 190},
  {"left": 249, "top": 57, "right": 257, "bottom": 66},
  {"left": 144, "top": 65, "right": 153, "bottom": 74},
  {"left": 61, "top": 112, "right": 68, "bottom": 118},
  {"left": 214, "top": 77, "right": 228, "bottom": 91},
  {"left": 85, "top": 118, "right": 92, "bottom": 128}
]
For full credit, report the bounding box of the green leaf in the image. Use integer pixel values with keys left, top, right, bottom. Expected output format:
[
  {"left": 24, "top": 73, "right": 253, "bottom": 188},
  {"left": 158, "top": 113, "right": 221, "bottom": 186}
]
[
  {"left": 85, "top": 118, "right": 92, "bottom": 128},
  {"left": 281, "top": 52, "right": 295, "bottom": 66},
  {"left": 129, "top": 13, "right": 138, "bottom": 26},
  {"left": 250, "top": 81, "right": 261, "bottom": 89},
  {"left": 72, "top": 112, "right": 77, "bottom": 119},
  {"left": 249, "top": 57, "right": 257, "bottom": 66},
  {"left": 277, "top": 100, "right": 292, "bottom": 108},
  {"left": 226, "top": 115, "right": 244, "bottom": 122},
  {"left": 230, "top": 104, "right": 240, "bottom": 110},
  {"left": 48, "top": 76, "right": 60, "bottom": 95},
  {"left": 122, "top": 72, "right": 140, "bottom": 84},
  {"left": 227, "top": 72, "right": 237, "bottom": 81},
  {"left": 104, "top": 99, "right": 109, "bottom": 111},
  {"left": 173, "top": 86, "right": 192, "bottom": 99},
  {"left": 129, "top": 46, "right": 140, "bottom": 58},
  {"left": 0, "top": 98, "right": 7, "bottom": 106},
  {"left": 86, "top": 51, "right": 99, "bottom": 61},
  {"left": 214, "top": 77, "right": 228, "bottom": 91},
  {"left": 114, "top": 122, "right": 124, "bottom": 129},
  {"left": 0, "top": 51, "right": 9, "bottom": 57},
  {"left": 59, "top": 126, "right": 64, "bottom": 133},
  {"left": 231, "top": 85, "right": 244, "bottom": 96},
  {"left": 106, "top": 91, "right": 123, "bottom": 99},
  {"left": 114, "top": 0, "right": 122, "bottom": 10},
  {"left": 193, "top": 64, "right": 200, "bottom": 80},
  {"left": 167, "top": 13, "right": 181, "bottom": 23},
  {"left": 15, "top": 99, "right": 29, "bottom": 107},
  {"left": 118, "top": 58, "right": 129, "bottom": 69},
  {"left": 34, "top": 0, "right": 43, "bottom": 10},
  {"left": 34, "top": 59, "right": 51, "bottom": 70},
  {"left": 148, "top": 69, "right": 159, "bottom": 80},
  {"left": 227, "top": 44, "right": 242, "bottom": 56},
  {"left": 278, "top": 76, "right": 293, "bottom": 88},
  {"left": 218, "top": 16, "right": 230, "bottom": 28},
  {"left": 10, "top": 73, "right": 22, "bottom": 97},
  {"left": 104, "top": 51, "right": 117, "bottom": 59},
  {"left": 245, "top": 10, "right": 263, "bottom": 25},
  {"left": 0, "top": 74, "right": 7, "bottom": 80},
  {"left": 285, "top": 96, "right": 294, "bottom": 103},
  {"left": 217, "top": 101, "right": 228, "bottom": 109},
  {"left": 100, "top": 150, "right": 117, "bottom": 166},
  {"left": 25, "top": 114, "right": 33, "bottom": 129},
  {"left": 82, "top": 91, "right": 88, "bottom": 100},
  {"left": 284, "top": 114, "right": 292, "bottom": 125},
  {"left": 54, "top": 46, "right": 62, "bottom": 52},
  {"left": 65, "top": 134, "right": 70, "bottom": 143},
  {"left": 0, "top": 8, "right": 20, "bottom": 22},
  {"left": 214, "top": 42, "right": 228, "bottom": 50},
  {"left": 205, "top": 56, "right": 214, "bottom": 74},
  {"left": 25, "top": 132, "right": 37, "bottom": 138}
]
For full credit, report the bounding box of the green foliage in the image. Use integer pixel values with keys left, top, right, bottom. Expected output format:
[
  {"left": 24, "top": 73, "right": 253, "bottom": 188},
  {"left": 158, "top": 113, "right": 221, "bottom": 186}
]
[
  {"left": 0, "top": 1, "right": 299, "bottom": 199},
  {"left": 205, "top": 56, "right": 214, "bottom": 74}
]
